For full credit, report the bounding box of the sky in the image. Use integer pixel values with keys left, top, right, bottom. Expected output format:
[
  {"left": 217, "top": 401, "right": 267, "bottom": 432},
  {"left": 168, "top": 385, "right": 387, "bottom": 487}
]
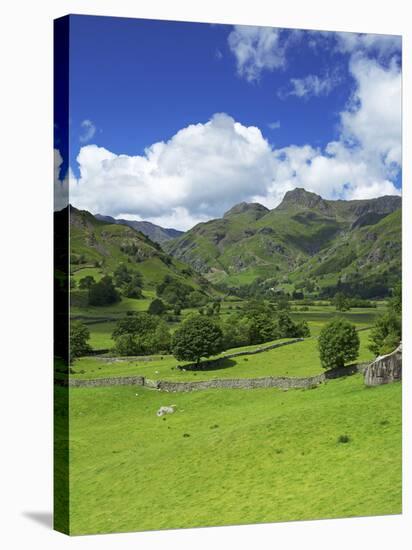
[{"left": 54, "top": 15, "right": 402, "bottom": 230}]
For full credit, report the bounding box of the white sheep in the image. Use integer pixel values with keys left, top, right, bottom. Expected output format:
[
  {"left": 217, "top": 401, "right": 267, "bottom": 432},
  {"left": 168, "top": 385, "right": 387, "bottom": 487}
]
[{"left": 156, "top": 405, "right": 176, "bottom": 417}]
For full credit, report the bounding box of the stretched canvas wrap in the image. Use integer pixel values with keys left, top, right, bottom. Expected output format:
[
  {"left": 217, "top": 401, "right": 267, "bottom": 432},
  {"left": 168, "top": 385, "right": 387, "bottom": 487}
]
[{"left": 54, "top": 14, "right": 402, "bottom": 535}]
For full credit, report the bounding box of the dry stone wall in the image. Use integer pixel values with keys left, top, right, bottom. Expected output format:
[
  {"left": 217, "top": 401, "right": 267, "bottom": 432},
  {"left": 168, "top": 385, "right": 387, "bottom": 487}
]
[{"left": 57, "top": 363, "right": 370, "bottom": 390}]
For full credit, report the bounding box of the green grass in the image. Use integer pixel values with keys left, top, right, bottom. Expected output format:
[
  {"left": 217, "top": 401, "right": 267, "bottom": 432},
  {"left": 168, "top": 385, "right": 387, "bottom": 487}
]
[
  {"left": 59, "top": 374, "right": 401, "bottom": 534},
  {"left": 70, "top": 291, "right": 155, "bottom": 320},
  {"left": 71, "top": 267, "right": 104, "bottom": 283},
  {"left": 86, "top": 322, "right": 117, "bottom": 349},
  {"left": 71, "top": 330, "right": 374, "bottom": 381}
]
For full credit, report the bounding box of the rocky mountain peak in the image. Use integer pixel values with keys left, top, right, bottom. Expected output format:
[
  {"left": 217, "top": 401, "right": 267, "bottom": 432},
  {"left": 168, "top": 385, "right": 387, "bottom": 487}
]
[
  {"left": 223, "top": 202, "right": 269, "bottom": 220},
  {"left": 276, "top": 188, "right": 327, "bottom": 211}
]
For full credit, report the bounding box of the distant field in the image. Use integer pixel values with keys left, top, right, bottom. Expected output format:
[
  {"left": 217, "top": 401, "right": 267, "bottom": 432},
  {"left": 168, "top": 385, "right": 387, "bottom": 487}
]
[
  {"left": 71, "top": 330, "right": 374, "bottom": 381},
  {"left": 71, "top": 266, "right": 104, "bottom": 283},
  {"left": 60, "top": 374, "right": 401, "bottom": 534},
  {"left": 78, "top": 300, "right": 382, "bottom": 351},
  {"left": 70, "top": 290, "right": 156, "bottom": 321}
]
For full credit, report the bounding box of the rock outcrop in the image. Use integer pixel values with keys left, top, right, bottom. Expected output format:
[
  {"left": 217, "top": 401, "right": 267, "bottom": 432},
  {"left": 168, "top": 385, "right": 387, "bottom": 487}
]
[{"left": 364, "top": 344, "right": 402, "bottom": 386}]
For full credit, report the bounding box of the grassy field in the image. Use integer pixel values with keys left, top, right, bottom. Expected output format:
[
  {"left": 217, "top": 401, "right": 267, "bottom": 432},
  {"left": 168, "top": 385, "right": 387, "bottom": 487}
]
[
  {"left": 59, "top": 374, "right": 401, "bottom": 534},
  {"left": 75, "top": 300, "right": 382, "bottom": 351},
  {"left": 71, "top": 330, "right": 374, "bottom": 381}
]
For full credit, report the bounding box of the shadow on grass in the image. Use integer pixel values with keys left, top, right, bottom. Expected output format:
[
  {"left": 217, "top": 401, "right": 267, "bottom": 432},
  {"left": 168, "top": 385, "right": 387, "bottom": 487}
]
[
  {"left": 324, "top": 363, "right": 361, "bottom": 379},
  {"left": 180, "top": 358, "right": 237, "bottom": 372}
]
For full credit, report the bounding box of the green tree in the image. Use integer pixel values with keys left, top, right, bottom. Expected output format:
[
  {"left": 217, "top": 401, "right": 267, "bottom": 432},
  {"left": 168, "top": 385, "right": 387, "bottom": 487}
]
[
  {"left": 88, "top": 276, "right": 121, "bottom": 306},
  {"left": 318, "top": 318, "right": 359, "bottom": 370},
  {"left": 333, "top": 292, "right": 351, "bottom": 312},
  {"left": 148, "top": 298, "right": 166, "bottom": 315},
  {"left": 112, "top": 312, "right": 170, "bottom": 355},
  {"left": 188, "top": 290, "right": 209, "bottom": 307},
  {"left": 70, "top": 321, "right": 91, "bottom": 361},
  {"left": 78, "top": 275, "right": 95, "bottom": 289},
  {"left": 123, "top": 272, "right": 143, "bottom": 298},
  {"left": 389, "top": 283, "right": 402, "bottom": 315},
  {"left": 220, "top": 314, "right": 250, "bottom": 349},
  {"left": 114, "top": 263, "right": 132, "bottom": 287},
  {"left": 172, "top": 315, "right": 223, "bottom": 366},
  {"left": 294, "top": 319, "right": 311, "bottom": 338},
  {"left": 368, "top": 284, "right": 401, "bottom": 356},
  {"left": 277, "top": 312, "right": 297, "bottom": 337},
  {"left": 368, "top": 311, "right": 401, "bottom": 356}
]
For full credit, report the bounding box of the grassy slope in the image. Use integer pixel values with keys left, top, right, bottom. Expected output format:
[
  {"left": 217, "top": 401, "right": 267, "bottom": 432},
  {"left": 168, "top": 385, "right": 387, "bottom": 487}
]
[
  {"left": 62, "top": 374, "right": 401, "bottom": 534},
  {"left": 166, "top": 200, "right": 401, "bottom": 291},
  {"left": 69, "top": 207, "right": 210, "bottom": 295},
  {"left": 71, "top": 330, "right": 374, "bottom": 381}
]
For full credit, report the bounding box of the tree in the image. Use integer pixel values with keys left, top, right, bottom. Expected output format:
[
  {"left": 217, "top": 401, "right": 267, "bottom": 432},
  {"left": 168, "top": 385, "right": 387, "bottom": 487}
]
[
  {"left": 389, "top": 283, "right": 402, "bottom": 315},
  {"left": 88, "top": 276, "right": 121, "bottom": 306},
  {"left": 148, "top": 298, "right": 166, "bottom": 315},
  {"left": 123, "top": 272, "right": 143, "bottom": 298},
  {"left": 114, "top": 263, "right": 132, "bottom": 287},
  {"left": 172, "top": 315, "right": 223, "bottom": 366},
  {"left": 333, "top": 292, "right": 351, "bottom": 312},
  {"left": 78, "top": 275, "right": 95, "bottom": 289},
  {"left": 112, "top": 312, "right": 171, "bottom": 355},
  {"left": 70, "top": 321, "right": 91, "bottom": 361},
  {"left": 318, "top": 319, "right": 359, "bottom": 370},
  {"left": 294, "top": 320, "right": 311, "bottom": 338},
  {"left": 220, "top": 314, "right": 250, "bottom": 349},
  {"left": 368, "top": 283, "right": 401, "bottom": 356},
  {"left": 277, "top": 312, "right": 297, "bottom": 337}
]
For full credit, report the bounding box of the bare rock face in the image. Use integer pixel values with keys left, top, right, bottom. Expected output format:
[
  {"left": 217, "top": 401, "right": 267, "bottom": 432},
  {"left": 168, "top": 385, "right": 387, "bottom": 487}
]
[{"left": 364, "top": 344, "right": 402, "bottom": 386}]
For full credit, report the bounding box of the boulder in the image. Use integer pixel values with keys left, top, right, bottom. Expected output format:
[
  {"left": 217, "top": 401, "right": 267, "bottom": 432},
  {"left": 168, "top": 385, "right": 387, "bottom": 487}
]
[{"left": 364, "top": 344, "right": 402, "bottom": 386}]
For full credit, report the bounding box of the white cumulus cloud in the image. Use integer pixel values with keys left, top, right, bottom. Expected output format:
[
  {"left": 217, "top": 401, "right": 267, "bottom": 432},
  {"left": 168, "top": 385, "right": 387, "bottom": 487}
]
[
  {"left": 228, "top": 26, "right": 294, "bottom": 82},
  {"left": 279, "top": 72, "right": 341, "bottom": 100},
  {"left": 79, "top": 119, "right": 97, "bottom": 143},
  {"left": 58, "top": 31, "right": 401, "bottom": 230}
]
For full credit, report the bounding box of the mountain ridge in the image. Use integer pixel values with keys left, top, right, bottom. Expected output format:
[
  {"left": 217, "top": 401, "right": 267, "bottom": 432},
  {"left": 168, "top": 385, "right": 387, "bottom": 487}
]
[
  {"left": 94, "top": 213, "right": 184, "bottom": 244},
  {"left": 164, "top": 188, "right": 401, "bottom": 297}
]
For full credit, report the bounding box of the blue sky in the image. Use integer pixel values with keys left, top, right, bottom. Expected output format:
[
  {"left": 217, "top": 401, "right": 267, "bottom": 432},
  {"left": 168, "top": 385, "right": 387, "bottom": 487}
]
[{"left": 55, "top": 15, "right": 402, "bottom": 229}]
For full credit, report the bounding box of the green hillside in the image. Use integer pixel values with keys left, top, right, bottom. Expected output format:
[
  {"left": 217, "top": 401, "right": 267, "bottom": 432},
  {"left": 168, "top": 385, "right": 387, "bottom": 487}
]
[
  {"left": 165, "top": 189, "right": 401, "bottom": 296},
  {"left": 67, "top": 206, "right": 214, "bottom": 317}
]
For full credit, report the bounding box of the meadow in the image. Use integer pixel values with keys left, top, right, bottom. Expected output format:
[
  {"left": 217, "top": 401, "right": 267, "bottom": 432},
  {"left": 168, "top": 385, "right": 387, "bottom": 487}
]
[
  {"left": 72, "top": 299, "right": 383, "bottom": 351},
  {"left": 70, "top": 330, "right": 374, "bottom": 381},
  {"left": 59, "top": 374, "right": 401, "bottom": 534}
]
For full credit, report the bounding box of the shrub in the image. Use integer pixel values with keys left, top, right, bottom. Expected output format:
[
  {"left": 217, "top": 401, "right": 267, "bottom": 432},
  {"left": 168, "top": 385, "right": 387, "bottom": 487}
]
[
  {"left": 318, "top": 318, "right": 359, "bottom": 370},
  {"left": 337, "top": 434, "right": 350, "bottom": 444}
]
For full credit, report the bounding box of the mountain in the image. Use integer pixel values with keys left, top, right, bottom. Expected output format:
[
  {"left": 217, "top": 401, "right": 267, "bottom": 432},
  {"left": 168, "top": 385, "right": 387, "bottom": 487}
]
[
  {"left": 164, "top": 188, "right": 401, "bottom": 297},
  {"left": 68, "top": 205, "right": 209, "bottom": 291},
  {"left": 95, "top": 214, "right": 183, "bottom": 245}
]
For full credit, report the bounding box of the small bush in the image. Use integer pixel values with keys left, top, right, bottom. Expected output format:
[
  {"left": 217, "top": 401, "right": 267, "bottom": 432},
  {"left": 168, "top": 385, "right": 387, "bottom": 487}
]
[{"left": 337, "top": 434, "right": 350, "bottom": 444}]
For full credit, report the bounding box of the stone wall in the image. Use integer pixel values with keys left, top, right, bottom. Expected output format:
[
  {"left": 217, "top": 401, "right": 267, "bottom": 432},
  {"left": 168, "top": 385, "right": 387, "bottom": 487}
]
[
  {"left": 364, "top": 344, "right": 402, "bottom": 386},
  {"left": 58, "top": 362, "right": 369, "bottom": 390},
  {"left": 59, "top": 375, "right": 145, "bottom": 388}
]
